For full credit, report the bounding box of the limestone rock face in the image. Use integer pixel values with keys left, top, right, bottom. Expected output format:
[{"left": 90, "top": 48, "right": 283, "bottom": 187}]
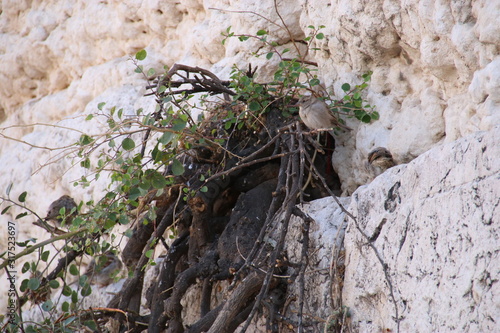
[
  {"left": 284, "top": 126, "right": 499, "bottom": 332},
  {"left": 1, "top": 0, "right": 498, "bottom": 196},
  {"left": 285, "top": 196, "right": 350, "bottom": 326},
  {"left": 344, "top": 126, "right": 500, "bottom": 332},
  {"left": 0, "top": 0, "right": 498, "bottom": 329}
]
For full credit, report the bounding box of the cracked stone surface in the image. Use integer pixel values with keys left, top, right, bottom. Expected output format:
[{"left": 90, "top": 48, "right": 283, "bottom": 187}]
[
  {"left": 0, "top": 1, "right": 499, "bottom": 328},
  {"left": 343, "top": 125, "right": 500, "bottom": 332}
]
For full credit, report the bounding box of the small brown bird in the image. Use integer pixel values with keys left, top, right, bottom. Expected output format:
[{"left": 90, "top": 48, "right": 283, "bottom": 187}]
[
  {"left": 367, "top": 147, "right": 396, "bottom": 176},
  {"left": 84, "top": 252, "right": 123, "bottom": 287},
  {"left": 296, "top": 95, "right": 351, "bottom": 133},
  {"left": 45, "top": 195, "right": 77, "bottom": 226}
]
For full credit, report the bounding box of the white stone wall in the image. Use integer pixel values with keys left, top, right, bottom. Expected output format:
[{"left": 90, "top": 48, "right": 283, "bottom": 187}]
[
  {"left": 0, "top": 0, "right": 498, "bottom": 329},
  {"left": 344, "top": 126, "right": 499, "bottom": 332}
]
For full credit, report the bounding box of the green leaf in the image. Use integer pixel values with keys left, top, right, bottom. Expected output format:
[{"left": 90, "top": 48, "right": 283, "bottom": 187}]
[
  {"left": 6, "top": 183, "right": 13, "bottom": 196},
  {"left": 172, "top": 119, "right": 187, "bottom": 132},
  {"left": 122, "top": 138, "right": 136, "bottom": 151},
  {"left": 200, "top": 186, "right": 208, "bottom": 193},
  {"left": 124, "top": 229, "right": 134, "bottom": 238},
  {"left": 15, "top": 212, "right": 28, "bottom": 219},
  {"left": 69, "top": 264, "right": 79, "bottom": 276},
  {"left": 62, "top": 301, "right": 70, "bottom": 312},
  {"left": 18, "top": 191, "right": 27, "bottom": 202},
  {"left": 256, "top": 29, "right": 267, "bottom": 36},
  {"left": 1, "top": 206, "right": 11, "bottom": 215},
  {"left": 238, "top": 36, "right": 250, "bottom": 42},
  {"left": 248, "top": 101, "right": 261, "bottom": 111},
  {"left": 158, "top": 132, "right": 175, "bottom": 145},
  {"left": 362, "top": 71, "right": 372, "bottom": 81},
  {"left": 28, "top": 278, "right": 40, "bottom": 290},
  {"left": 49, "top": 280, "right": 60, "bottom": 289},
  {"left": 341, "top": 83, "right": 351, "bottom": 92},
  {"left": 80, "top": 158, "right": 91, "bottom": 169},
  {"left": 41, "top": 251, "right": 50, "bottom": 262},
  {"left": 135, "top": 49, "right": 147, "bottom": 61},
  {"left": 171, "top": 158, "right": 185, "bottom": 176},
  {"left": 266, "top": 52, "right": 274, "bottom": 60},
  {"left": 81, "top": 283, "right": 92, "bottom": 297},
  {"left": 309, "top": 78, "right": 320, "bottom": 86},
  {"left": 41, "top": 300, "right": 53, "bottom": 312},
  {"left": 85, "top": 114, "right": 93, "bottom": 121},
  {"left": 151, "top": 172, "right": 167, "bottom": 189},
  {"left": 354, "top": 109, "right": 365, "bottom": 119},
  {"left": 107, "top": 118, "right": 116, "bottom": 130},
  {"left": 371, "top": 111, "right": 380, "bottom": 120},
  {"left": 119, "top": 214, "right": 130, "bottom": 225},
  {"left": 20, "top": 279, "right": 28, "bottom": 292},
  {"left": 362, "top": 114, "right": 372, "bottom": 123},
  {"left": 145, "top": 249, "right": 154, "bottom": 258},
  {"left": 135, "top": 65, "right": 143, "bottom": 73},
  {"left": 158, "top": 85, "right": 167, "bottom": 94},
  {"left": 316, "top": 33, "right": 325, "bottom": 39},
  {"left": 62, "top": 285, "right": 72, "bottom": 297},
  {"left": 64, "top": 316, "right": 77, "bottom": 326},
  {"left": 128, "top": 187, "right": 142, "bottom": 201},
  {"left": 17, "top": 238, "right": 36, "bottom": 247},
  {"left": 84, "top": 320, "right": 98, "bottom": 331},
  {"left": 97, "top": 102, "right": 106, "bottom": 110},
  {"left": 78, "top": 134, "right": 93, "bottom": 146},
  {"left": 103, "top": 219, "right": 116, "bottom": 230}
]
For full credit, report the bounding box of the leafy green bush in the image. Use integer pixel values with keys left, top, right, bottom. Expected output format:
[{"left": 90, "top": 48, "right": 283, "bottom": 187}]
[{"left": 0, "top": 22, "right": 379, "bottom": 333}]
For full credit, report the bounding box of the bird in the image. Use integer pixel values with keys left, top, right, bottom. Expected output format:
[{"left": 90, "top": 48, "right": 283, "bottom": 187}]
[
  {"left": 367, "top": 147, "right": 396, "bottom": 176},
  {"left": 83, "top": 252, "right": 123, "bottom": 287},
  {"left": 296, "top": 95, "right": 351, "bottom": 134},
  {"left": 45, "top": 195, "right": 77, "bottom": 227}
]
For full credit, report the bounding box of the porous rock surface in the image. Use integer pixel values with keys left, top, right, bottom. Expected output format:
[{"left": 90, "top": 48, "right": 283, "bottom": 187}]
[
  {"left": 284, "top": 126, "right": 499, "bottom": 332},
  {"left": 344, "top": 125, "right": 499, "bottom": 332},
  {"left": 0, "top": 0, "right": 498, "bottom": 330}
]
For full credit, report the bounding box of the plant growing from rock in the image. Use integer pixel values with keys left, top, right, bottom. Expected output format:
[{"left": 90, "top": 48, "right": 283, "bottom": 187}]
[{"left": 0, "top": 14, "right": 382, "bottom": 333}]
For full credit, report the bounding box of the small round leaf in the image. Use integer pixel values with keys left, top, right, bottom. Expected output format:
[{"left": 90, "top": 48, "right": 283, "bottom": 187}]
[
  {"left": 18, "top": 191, "right": 27, "bottom": 203},
  {"left": 42, "top": 300, "right": 53, "bottom": 312},
  {"left": 135, "top": 49, "right": 147, "bottom": 60},
  {"left": 122, "top": 138, "right": 136, "bottom": 151},
  {"left": 61, "top": 301, "right": 70, "bottom": 312},
  {"left": 27, "top": 278, "right": 40, "bottom": 291},
  {"left": 49, "top": 280, "right": 60, "bottom": 289},
  {"left": 69, "top": 264, "right": 79, "bottom": 276},
  {"left": 172, "top": 158, "right": 185, "bottom": 176}
]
